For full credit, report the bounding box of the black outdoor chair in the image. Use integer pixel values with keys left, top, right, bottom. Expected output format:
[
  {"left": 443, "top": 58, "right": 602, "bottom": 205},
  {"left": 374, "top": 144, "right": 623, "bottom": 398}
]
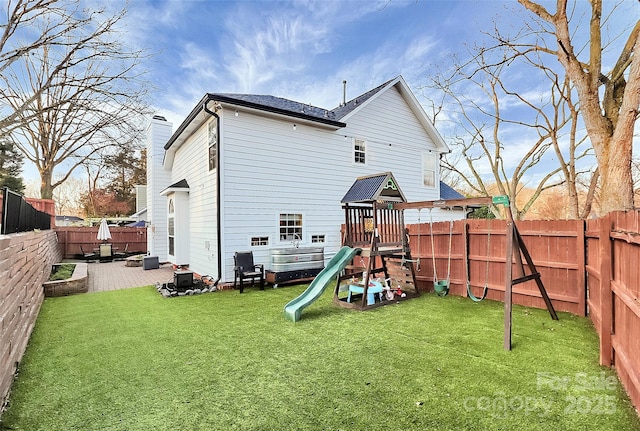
[
  {"left": 79, "top": 245, "right": 97, "bottom": 262},
  {"left": 234, "top": 251, "right": 264, "bottom": 293},
  {"left": 114, "top": 243, "right": 129, "bottom": 260}
]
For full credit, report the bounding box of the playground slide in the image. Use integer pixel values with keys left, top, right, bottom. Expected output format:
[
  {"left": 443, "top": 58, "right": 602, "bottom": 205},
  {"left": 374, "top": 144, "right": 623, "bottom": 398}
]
[{"left": 284, "top": 246, "right": 362, "bottom": 322}]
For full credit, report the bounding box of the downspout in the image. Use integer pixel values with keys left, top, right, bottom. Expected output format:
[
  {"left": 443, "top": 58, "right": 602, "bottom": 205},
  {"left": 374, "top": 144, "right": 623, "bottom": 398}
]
[{"left": 203, "top": 98, "right": 222, "bottom": 284}]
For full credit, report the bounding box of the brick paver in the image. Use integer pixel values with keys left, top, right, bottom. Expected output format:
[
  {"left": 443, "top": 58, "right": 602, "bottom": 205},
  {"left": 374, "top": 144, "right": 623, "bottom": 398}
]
[{"left": 80, "top": 260, "right": 176, "bottom": 293}]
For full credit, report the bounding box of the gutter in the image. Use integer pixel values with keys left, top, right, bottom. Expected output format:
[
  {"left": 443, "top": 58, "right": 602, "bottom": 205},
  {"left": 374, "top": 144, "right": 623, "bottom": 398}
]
[
  {"left": 202, "top": 97, "right": 223, "bottom": 283},
  {"left": 164, "top": 93, "right": 346, "bottom": 152}
]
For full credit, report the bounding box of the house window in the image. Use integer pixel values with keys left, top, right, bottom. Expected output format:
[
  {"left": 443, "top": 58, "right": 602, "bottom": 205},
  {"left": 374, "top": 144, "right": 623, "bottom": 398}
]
[
  {"left": 279, "top": 213, "right": 302, "bottom": 241},
  {"left": 168, "top": 198, "right": 175, "bottom": 256},
  {"left": 251, "top": 236, "right": 269, "bottom": 246},
  {"left": 208, "top": 119, "right": 217, "bottom": 171},
  {"left": 311, "top": 235, "right": 325, "bottom": 243},
  {"left": 354, "top": 138, "right": 366, "bottom": 164},
  {"left": 423, "top": 152, "right": 437, "bottom": 188}
]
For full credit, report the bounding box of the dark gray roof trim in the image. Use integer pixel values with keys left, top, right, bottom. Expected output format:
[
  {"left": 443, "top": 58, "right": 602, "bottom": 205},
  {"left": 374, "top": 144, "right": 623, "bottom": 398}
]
[
  {"left": 160, "top": 179, "right": 190, "bottom": 194},
  {"left": 212, "top": 93, "right": 347, "bottom": 126},
  {"left": 164, "top": 94, "right": 347, "bottom": 151}
]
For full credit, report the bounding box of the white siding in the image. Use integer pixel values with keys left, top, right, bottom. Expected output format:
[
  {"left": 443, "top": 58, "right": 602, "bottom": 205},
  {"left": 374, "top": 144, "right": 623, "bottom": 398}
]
[
  {"left": 160, "top": 84, "right": 462, "bottom": 283},
  {"left": 146, "top": 118, "right": 173, "bottom": 261},
  {"left": 219, "top": 85, "right": 444, "bottom": 282},
  {"left": 168, "top": 120, "right": 219, "bottom": 278}
]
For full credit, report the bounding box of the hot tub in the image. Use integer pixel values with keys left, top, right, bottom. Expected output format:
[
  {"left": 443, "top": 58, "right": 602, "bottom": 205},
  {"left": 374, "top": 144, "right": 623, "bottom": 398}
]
[{"left": 267, "top": 247, "right": 325, "bottom": 287}]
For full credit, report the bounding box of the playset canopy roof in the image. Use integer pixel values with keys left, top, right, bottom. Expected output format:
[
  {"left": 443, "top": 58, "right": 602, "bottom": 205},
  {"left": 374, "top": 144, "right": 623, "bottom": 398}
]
[{"left": 341, "top": 172, "right": 407, "bottom": 204}]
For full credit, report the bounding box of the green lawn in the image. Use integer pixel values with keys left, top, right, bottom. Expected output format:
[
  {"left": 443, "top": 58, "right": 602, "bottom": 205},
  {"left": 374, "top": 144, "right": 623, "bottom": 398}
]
[{"left": 2, "top": 285, "right": 639, "bottom": 431}]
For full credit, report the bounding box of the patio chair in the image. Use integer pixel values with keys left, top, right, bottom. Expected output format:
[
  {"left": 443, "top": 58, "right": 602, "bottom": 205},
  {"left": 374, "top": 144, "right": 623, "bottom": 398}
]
[
  {"left": 114, "top": 243, "right": 129, "bottom": 260},
  {"left": 234, "top": 251, "right": 264, "bottom": 293},
  {"left": 99, "top": 243, "right": 113, "bottom": 262},
  {"left": 79, "top": 245, "right": 97, "bottom": 262}
]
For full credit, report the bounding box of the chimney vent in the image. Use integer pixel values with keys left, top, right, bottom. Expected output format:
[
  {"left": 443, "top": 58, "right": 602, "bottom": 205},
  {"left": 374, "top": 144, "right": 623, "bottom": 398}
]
[{"left": 342, "top": 80, "right": 347, "bottom": 106}]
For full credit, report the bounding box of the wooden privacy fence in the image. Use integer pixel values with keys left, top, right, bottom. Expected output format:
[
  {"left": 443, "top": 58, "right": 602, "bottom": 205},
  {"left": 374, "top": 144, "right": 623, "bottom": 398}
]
[
  {"left": 55, "top": 226, "right": 147, "bottom": 259},
  {"left": 406, "top": 219, "right": 586, "bottom": 316},
  {"left": 405, "top": 213, "right": 638, "bottom": 413},
  {"left": 586, "top": 211, "right": 640, "bottom": 411}
]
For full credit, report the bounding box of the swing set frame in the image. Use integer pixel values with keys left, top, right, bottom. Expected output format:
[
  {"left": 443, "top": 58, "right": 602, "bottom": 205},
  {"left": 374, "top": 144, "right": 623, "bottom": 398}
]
[{"left": 394, "top": 196, "right": 559, "bottom": 351}]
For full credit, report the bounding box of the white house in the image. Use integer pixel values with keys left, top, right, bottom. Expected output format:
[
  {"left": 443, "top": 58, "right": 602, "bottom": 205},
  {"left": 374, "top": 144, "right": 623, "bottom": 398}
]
[{"left": 146, "top": 75, "right": 463, "bottom": 284}]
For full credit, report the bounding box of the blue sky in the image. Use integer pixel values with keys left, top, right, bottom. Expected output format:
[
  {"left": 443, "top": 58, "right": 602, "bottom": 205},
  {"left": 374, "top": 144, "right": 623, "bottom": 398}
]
[
  {"left": 20, "top": 0, "right": 640, "bottom": 188},
  {"left": 124, "top": 0, "right": 517, "bottom": 125}
]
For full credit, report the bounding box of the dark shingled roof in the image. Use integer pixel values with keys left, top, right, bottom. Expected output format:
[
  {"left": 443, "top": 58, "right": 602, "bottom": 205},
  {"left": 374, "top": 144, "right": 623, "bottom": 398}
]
[
  {"left": 439, "top": 182, "right": 464, "bottom": 200},
  {"left": 330, "top": 78, "right": 394, "bottom": 120},
  {"left": 341, "top": 172, "right": 406, "bottom": 204},
  {"left": 209, "top": 78, "right": 392, "bottom": 126},
  {"left": 164, "top": 77, "right": 403, "bottom": 151},
  {"left": 167, "top": 179, "right": 189, "bottom": 189},
  {"left": 160, "top": 179, "right": 190, "bottom": 195}
]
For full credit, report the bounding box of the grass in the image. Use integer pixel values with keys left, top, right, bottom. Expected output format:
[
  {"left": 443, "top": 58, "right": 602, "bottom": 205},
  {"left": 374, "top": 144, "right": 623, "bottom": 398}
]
[
  {"left": 2, "top": 285, "right": 639, "bottom": 430},
  {"left": 48, "top": 263, "right": 76, "bottom": 281}
]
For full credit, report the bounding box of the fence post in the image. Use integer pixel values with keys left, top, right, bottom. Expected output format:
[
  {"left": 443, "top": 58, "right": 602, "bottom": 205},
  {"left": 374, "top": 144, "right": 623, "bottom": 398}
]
[
  {"left": 576, "top": 219, "right": 587, "bottom": 317},
  {"left": 598, "top": 213, "right": 613, "bottom": 366}
]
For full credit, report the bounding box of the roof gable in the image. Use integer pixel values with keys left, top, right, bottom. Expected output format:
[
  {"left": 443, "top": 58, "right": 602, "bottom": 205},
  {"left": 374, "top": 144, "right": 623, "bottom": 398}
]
[
  {"left": 163, "top": 75, "right": 449, "bottom": 158},
  {"left": 341, "top": 172, "right": 407, "bottom": 204},
  {"left": 335, "top": 76, "right": 449, "bottom": 153}
]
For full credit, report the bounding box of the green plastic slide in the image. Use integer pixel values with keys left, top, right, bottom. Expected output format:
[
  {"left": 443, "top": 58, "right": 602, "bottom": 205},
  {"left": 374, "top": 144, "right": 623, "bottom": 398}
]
[{"left": 284, "top": 246, "right": 362, "bottom": 322}]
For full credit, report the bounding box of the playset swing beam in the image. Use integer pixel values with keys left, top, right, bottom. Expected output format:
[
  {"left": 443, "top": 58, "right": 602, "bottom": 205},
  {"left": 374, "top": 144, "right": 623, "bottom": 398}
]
[{"left": 393, "top": 196, "right": 558, "bottom": 351}]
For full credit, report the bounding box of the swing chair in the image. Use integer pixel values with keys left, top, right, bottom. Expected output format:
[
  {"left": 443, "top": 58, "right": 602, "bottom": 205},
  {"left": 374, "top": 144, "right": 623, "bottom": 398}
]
[
  {"left": 467, "top": 215, "right": 491, "bottom": 302},
  {"left": 429, "top": 209, "right": 452, "bottom": 296}
]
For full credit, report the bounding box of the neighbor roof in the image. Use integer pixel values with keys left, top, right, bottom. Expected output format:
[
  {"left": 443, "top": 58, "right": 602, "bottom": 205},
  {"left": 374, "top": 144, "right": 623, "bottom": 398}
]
[{"left": 439, "top": 182, "right": 465, "bottom": 200}]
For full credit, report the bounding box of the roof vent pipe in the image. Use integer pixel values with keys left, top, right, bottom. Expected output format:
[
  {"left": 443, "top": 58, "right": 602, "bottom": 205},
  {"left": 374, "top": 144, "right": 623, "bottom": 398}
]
[{"left": 342, "top": 80, "right": 347, "bottom": 106}]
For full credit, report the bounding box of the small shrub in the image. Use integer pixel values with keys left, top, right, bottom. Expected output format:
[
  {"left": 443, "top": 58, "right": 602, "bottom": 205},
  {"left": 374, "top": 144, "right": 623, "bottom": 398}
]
[{"left": 49, "top": 264, "right": 76, "bottom": 281}]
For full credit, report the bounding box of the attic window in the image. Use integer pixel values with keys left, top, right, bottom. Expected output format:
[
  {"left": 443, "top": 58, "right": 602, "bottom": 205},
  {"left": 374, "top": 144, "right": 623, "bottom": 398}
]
[
  {"left": 208, "top": 119, "right": 217, "bottom": 171},
  {"left": 353, "top": 138, "right": 366, "bottom": 164},
  {"left": 423, "top": 152, "right": 437, "bottom": 188}
]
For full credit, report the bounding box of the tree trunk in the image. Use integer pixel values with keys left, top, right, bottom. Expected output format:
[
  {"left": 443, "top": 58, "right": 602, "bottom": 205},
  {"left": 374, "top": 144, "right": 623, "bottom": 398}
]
[
  {"left": 597, "top": 135, "right": 634, "bottom": 215},
  {"left": 40, "top": 168, "right": 53, "bottom": 200}
]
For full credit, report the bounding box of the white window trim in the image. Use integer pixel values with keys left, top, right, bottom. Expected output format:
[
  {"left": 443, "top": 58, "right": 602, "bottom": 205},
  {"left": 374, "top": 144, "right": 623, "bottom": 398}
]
[
  {"left": 167, "top": 196, "right": 175, "bottom": 257},
  {"left": 249, "top": 236, "right": 270, "bottom": 248},
  {"left": 353, "top": 137, "right": 367, "bottom": 165},
  {"left": 277, "top": 212, "right": 304, "bottom": 244},
  {"left": 208, "top": 120, "right": 217, "bottom": 171},
  {"left": 422, "top": 151, "right": 437, "bottom": 189}
]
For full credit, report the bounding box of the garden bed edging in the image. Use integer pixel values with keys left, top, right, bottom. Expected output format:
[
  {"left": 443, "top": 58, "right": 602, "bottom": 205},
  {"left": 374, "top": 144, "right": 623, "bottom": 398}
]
[{"left": 43, "top": 262, "right": 88, "bottom": 297}]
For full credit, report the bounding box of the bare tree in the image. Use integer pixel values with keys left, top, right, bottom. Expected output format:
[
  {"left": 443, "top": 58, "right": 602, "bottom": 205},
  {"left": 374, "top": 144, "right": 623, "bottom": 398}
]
[
  {"left": 1, "top": 0, "right": 105, "bottom": 134},
  {"left": 52, "top": 175, "right": 86, "bottom": 216},
  {"left": 1, "top": 0, "right": 151, "bottom": 198},
  {"left": 506, "top": 0, "right": 640, "bottom": 214},
  {"left": 429, "top": 45, "right": 593, "bottom": 220}
]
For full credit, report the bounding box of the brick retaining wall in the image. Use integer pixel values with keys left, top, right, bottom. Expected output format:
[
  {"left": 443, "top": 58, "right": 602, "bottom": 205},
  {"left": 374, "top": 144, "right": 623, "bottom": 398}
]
[{"left": 0, "top": 230, "right": 62, "bottom": 411}]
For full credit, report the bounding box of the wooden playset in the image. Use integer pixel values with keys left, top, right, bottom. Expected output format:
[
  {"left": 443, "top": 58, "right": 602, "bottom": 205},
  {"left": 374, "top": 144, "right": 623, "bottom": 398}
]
[{"left": 335, "top": 172, "right": 558, "bottom": 350}]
